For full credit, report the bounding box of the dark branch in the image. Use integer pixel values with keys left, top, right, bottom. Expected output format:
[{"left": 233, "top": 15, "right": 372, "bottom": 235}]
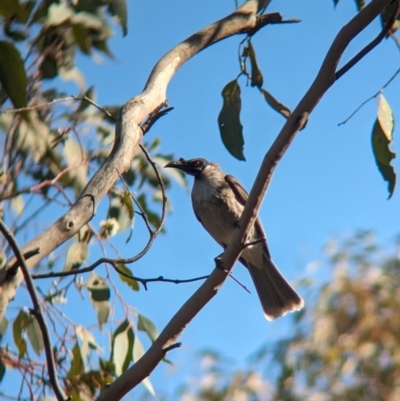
[
  {"left": 335, "top": 0, "right": 400, "bottom": 80},
  {"left": 0, "top": 220, "right": 66, "bottom": 401}
]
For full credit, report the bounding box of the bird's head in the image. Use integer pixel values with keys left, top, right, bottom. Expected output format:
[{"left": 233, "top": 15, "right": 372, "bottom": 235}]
[{"left": 164, "top": 157, "right": 209, "bottom": 177}]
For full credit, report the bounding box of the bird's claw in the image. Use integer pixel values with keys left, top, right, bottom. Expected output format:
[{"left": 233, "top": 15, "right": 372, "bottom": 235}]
[{"left": 214, "top": 254, "right": 227, "bottom": 272}]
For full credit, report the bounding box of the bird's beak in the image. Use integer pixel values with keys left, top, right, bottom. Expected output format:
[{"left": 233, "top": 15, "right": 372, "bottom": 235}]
[{"left": 164, "top": 158, "right": 186, "bottom": 170}]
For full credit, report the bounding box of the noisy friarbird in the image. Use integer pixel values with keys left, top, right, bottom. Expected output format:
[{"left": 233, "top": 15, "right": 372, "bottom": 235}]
[{"left": 165, "top": 157, "right": 304, "bottom": 320}]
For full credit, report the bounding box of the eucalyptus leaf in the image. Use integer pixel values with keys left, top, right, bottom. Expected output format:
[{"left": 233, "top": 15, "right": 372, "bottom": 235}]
[{"left": 218, "top": 80, "right": 245, "bottom": 161}]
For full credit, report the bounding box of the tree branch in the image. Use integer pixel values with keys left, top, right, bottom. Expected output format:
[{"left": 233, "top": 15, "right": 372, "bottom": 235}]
[
  {"left": 0, "top": 2, "right": 290, "bottom": 318},
  {"left": 0, "top": 220, "right": 66, "bottom": 401},
  {"left": 95, "top": 0, "right": 394, "bottom": 399}
]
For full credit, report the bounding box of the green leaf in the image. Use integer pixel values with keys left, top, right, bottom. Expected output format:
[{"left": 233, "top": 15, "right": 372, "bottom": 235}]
[
  {"left": 113, "top": 328, "right": 129, "bottom": 376},
  {"left": 13, "top": 310, "right": 29, "bottom": 358},
  {"left": 0, "top": 41, "right": 27, "bottom": 108},
  {"left": 138, "top": 314, "right": 159, "bottom": 343},
  {"left": 0, "top": 316, "right": 8, "bottom": 338},
  {"left": 76, "top": 86, "right": 94, "bottom": 112},
  {"left": 371, "top": 119, "right": 396, "bottom": 199},
  {"left": 218, "top": 80, "right": 245, "bottom": 161},
  {"left": 122, "top": 191, "right": 134, "bottom": 220},
  {"left": 133, "top": 337, "right": 156, "bottom": 396},
  {"left": 244, "top": 41, "right": 263, "bottom": 88},
  {"left": 63, "top": 242, "right": 89, "bottom": 275},
  {"left": 26, "top": 315, "right": 44, "bottom": 356},
  {"left": 260, "top": 88, "right": 291, "bottom": 119},
  {"left": 105, "top": 0, "right": 128, "bottom": 36},
  {"left": 377, "top": 94, "right": 394, "bottom": 141},
  {"left": 111, "top": 319, "right": 134, "bottom": 374},
  {"left": 68, "top": 341, "right": 85, "bottom": 378},
  {"left": 86, "top": 273, "right": 111, "bottom": 329},
  {"left": 117, "top": 263, "right": 139, "bottom": 291}
]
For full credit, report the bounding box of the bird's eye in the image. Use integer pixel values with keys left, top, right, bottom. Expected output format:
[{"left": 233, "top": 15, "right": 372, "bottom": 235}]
[{"left": 193, "top": 161, "right": 200, "bottom": 167}]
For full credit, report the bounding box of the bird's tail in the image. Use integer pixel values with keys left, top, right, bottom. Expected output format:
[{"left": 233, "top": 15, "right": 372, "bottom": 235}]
[{"left": 242, "top": 257, "right": 304, "bottom": 321}]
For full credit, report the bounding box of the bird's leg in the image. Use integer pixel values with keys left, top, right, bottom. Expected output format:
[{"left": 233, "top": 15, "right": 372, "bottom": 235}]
[{"left": 214, "top": 253, "right": 227, "bottom": 272}]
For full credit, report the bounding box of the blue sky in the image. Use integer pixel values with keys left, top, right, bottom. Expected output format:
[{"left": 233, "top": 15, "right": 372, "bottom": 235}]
[{"left": 5, "top": 0, "right": 400, "bottom": 399}]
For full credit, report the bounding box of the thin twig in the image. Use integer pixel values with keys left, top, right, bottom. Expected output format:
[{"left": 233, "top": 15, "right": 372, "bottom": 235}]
[
  {"left": 335, "top": 0, "right": 400, "bottom": 80},
  {"left": 338, "top": 67, "right": 400, "bottom": 125},
  {"left": 32, "top": 264, "right": 209, "bottom": 287},
  {"left": 0, "top": 219, "right": 66, "bottom": 401}
]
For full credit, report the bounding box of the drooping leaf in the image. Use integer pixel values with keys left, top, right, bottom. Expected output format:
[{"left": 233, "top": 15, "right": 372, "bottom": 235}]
[
  {"left": 117, "top": 263, "right": 139, "bottom": 291},
  {"left": 377, "top": 94, "right": 394, "bottom": 141},
  {"left": 133, "top": 336, "right": 156, "bottom": 396},
  {"left": 0, "top": 40, "right": 27, "bottom": 108},
  {"left": 371, "top": 118, "right": 396, "bottom": 199},
  {"left": 218, "top": 80, "right": 245, "bottom": 161},
  {"left": 76, "top": 86, "right": 95, "bottom": 112},
  {"left": 138, "top": 314, "right": 159, "bottom": 343},
  {"left": 260, "top": 88, "right": 291, "bottom": 119},
  {"left": 0, "top": 316, "right": 8, "bottom": 338},
  {"left": 86, "top": 273, "right": 110, "bottom": 329},
  {"left": 76, "top": 326, "right": 99, "bottom": 361},
  {"left": 105, "top": 0, "right": 128, "bottom": 36},
  {"left": 26, "top": 315, "right": 44, "bottom": 356},
  {"left": 63, "top": 242, "right": 89, "bottom": 274},
  {"left": 13, "top": 310, "right": 29, "bottom": 358},
  {"left": 68, "top": 341, "right": 85, "bottom": 378},
  {"left": 113, "top": 329, "right": 129, "bottom": 376},
  {"left": 63, "top": 137, "right": 89, "bottom": 196},
  {"left": 243, "top": 41, "right": 263, "bottom": 88}
]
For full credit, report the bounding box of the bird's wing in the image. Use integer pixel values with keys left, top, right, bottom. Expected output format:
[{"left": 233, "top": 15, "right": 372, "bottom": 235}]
[{"left": 224, "top": 174, "right": 271, "bottom": 259}]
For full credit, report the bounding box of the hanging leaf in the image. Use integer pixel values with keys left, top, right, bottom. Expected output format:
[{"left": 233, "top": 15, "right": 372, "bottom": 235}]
[
  {"left": 76, "top": 86, "right": 95, "bottom": 112},
  {"left": 117, "top": 263, "right": 139, "bottom": 291},
  {"left": 68, "top": 341, "right": 85, "bottom": 378},
  {"left": 113, "top": 329, "right": 129, "bottom": 376},
  {"left": 86, "top": 273, "right": 111, "bottom": 329},
  {"left": 111, "top": 319, "right": 134, "bottom": 374},
  {"left": 105, "top": 0, "right": 128, "bottom": 36},
  {"left": 138, "top": 313, "right": 159, "bottom": 343},
  {"left": 0, "top": 316, "right": 8, "bottom": 339},
  {"left": 371, "top": 96, "right": 396, "bottom": 198},
  {"left": 12, "top": 310, "right": 29, "bottom": 358},
  {"left": 243, "top": 41, "right": 263, "bottom": 88},
  {"left": 260, "top": 88, "right": 291, "bottom": 119},
  {"left": 63, "top": 242, "right": 89, "bottom": 275},
  {"left": 26, "top": 315, "right": 44, "bottom": 356},
  {"left": 218, "top": 80, "right": 245, "bottom": 161},
  {"left": 133, "top": 336, "right": 156, "bottom": 396},
  {"left": 0, "top": 40, "right": 27, "bottom": 108}
]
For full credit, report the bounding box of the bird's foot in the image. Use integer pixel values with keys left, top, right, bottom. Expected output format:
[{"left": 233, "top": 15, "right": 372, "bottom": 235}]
[{"left": 214, "top": 254, "right": 227, "bottom": 272}]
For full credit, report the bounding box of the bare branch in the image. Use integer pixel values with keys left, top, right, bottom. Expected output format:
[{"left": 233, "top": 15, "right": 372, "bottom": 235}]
[
  {"left": 335, "top": 0, "right": 400, "bottom": 80},
  {"left": 0, "top": 220, "right": 66, "bottom": 401},
  {"left": 338, "top": 66, "right": 400, "bottom": 125},
  {"left": 94, "top": 1, "right": 393, "bottom": 400}
]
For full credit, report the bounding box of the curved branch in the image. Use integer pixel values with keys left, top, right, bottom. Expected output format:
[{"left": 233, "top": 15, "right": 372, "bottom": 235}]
[
  {"left": 0, "top": 1, "right": 288, "bottom": 317},
  {"left": 95, "top": 0, "right": 394, "bottom": 400},
  {"left": 0, "top": 220, "right": 66, "bottom": 401}
]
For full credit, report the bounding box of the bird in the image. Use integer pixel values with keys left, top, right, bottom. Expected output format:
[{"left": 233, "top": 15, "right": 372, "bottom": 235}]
[{"left": 165, "top": 157, "right": 304, "bottom": 320}]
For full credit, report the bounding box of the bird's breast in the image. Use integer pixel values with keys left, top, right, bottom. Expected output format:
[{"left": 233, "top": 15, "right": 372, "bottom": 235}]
[{"left": 191, "top": 180, "right": 243, "bottom": 247}]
